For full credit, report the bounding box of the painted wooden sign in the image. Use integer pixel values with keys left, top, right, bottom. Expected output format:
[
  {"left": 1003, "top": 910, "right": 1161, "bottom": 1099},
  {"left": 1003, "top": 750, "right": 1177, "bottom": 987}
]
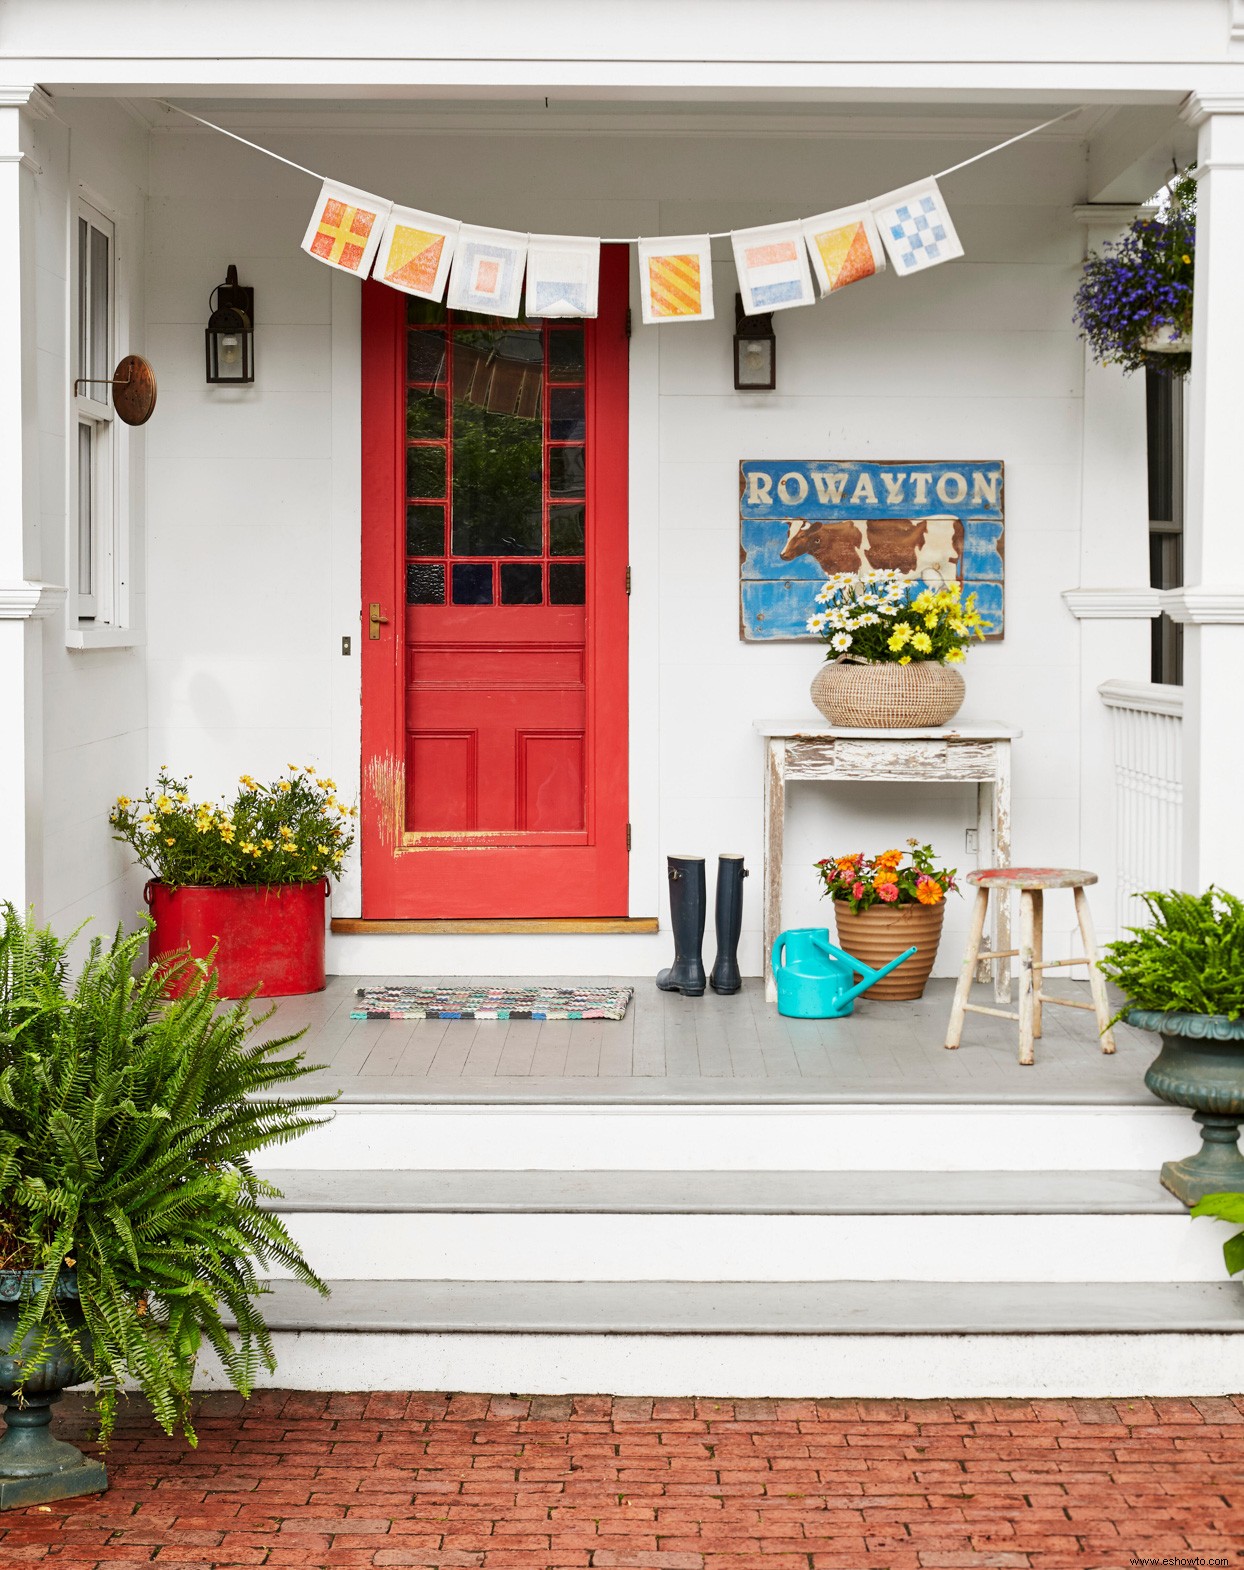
[{"left": 739, "top": 460, "right": 1005, "bottom": 640}]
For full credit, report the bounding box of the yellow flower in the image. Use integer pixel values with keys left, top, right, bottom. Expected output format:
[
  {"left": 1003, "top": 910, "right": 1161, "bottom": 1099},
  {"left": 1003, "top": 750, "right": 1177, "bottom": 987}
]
[
  {"left": 239, "top": 774, "right": 257, "bottom": 789},
  {"left": 240, "top": 841, "right": 257, "bottom": 854},
  {"left": 115, "top": 795, "right": 131, "bottom": 809},
  {"left": 155, "top": 795, "right": 174, "bottom": 813},
  {"left": 1182, "top": 253, "right": 1191, "bottom": 264},
  {"left": 277, "top": 781, "right": 292, "bottom": 793},
  {"left": 306, "top": 766, "right": 317, "bottom": 776},
  {"left": 321, "top": 777, "right": 336, "bottom": 791},
  {"left": 175, "top": 791, "right": 189, "bottom": 803},
  {"left": 280, "top": 824, "right": 295, "bottom": 838},
  {"left": 911, "top": 632, "right": 933, "bottom": 654},
  {"left": 165, "top": 836, "right": 176, "bottom": 845},
  {"left": 946, "top": 648, "right": 966, "bottom": 663},
  {"left": 287, "top": 763, "right": 298, "bottom": 771},
  {"left": 262, "top": 838, "right": 275, "bottom": 851},
  {"left": 316, "top": 844, "right": 328, "bottom": 854},
  {"left": 349, "top": 806, "right": 359, "bottom": 818},
  {"left": 141, "top": 814, "right": 156, "bottom": 827},
  {"left": 898, "top": 655, "right": 911, "bottom": 665},
  {"left": 282, "top": 843, "right": 297, "bottom": 854},
  {"left": 924, "top": 613, "right": 937, "bottom": 629}
]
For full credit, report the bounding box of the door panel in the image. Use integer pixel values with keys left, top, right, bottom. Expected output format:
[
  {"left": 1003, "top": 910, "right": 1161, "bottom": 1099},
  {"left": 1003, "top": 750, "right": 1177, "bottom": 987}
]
[{"left": 360, "top": 247, "right": 629, "bottom": 917}]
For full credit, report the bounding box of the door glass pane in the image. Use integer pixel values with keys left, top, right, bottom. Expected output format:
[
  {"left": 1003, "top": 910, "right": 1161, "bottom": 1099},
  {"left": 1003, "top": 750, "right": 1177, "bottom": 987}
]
[
  {"left": 77, "top": 423, "right": 94, "bottom": 598},
  {"left": 89, "top": 224, "right": 109, "bottom": 386},
  {"left": 407, "top": 385, "right": 446, "bottom": 439},
  {"left": 451, "top": 331, "right": 543, "bottom": 556},
  {"left": 549, "top": 504, "right": 585, "bottom": 556},
  {"left": 549, "top": 562, "right": 585, "bottom": 605},
  {"left": 407, "top": 562, "right": 445, "bottom": 604},
  {"left": 407, "top": 445, "right": 446, "bottom": 499},
  {"left": 406, "top": 505, "right": 445, "bottom": 556},
  {"left": 548, "top": 446, "right": 585, "bottom": 497},
  {"left": 408, "top": 328, "right": 447, "bottom": 380},
  {"left": 548, "top": 329, "right": 585, "bottom": 379},
  {"left": 452, "top": 562, "right": 493, "bottom": 604},
  {"left": 500, "top": 562, "right": 543, "bottom": 605},
  {"left": 549, "top": 386, "right": 585, "bottom": 441}
]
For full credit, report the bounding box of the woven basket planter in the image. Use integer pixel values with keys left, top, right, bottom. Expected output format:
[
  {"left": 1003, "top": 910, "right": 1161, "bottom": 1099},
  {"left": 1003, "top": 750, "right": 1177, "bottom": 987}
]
[
  {"left": 832, "top": 900, "right": 946, "bottom": 1001},
  {"left": 811, "top": 659, "right": 965, "bottom": 729}
]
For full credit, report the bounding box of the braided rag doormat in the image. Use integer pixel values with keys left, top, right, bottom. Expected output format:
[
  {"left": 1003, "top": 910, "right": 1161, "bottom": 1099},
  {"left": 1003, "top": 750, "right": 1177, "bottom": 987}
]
[{"left": 351, "top": 984, "right": 634, "bottom": 1021}]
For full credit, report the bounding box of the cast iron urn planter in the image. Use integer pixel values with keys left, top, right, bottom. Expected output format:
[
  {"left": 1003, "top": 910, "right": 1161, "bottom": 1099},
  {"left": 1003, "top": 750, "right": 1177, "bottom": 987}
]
[
  {"left": 0, "top": 1271, "right": 107, "bottom": 1507},
  {"left": 1128, "top": 1008, "right": 1244, "bottom": 1206}
]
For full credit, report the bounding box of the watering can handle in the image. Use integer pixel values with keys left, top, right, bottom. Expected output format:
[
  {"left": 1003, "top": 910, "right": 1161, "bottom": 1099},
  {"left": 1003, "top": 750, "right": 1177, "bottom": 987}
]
[{"left": 771, "top": 937, "right": 785, "bottom": 974}]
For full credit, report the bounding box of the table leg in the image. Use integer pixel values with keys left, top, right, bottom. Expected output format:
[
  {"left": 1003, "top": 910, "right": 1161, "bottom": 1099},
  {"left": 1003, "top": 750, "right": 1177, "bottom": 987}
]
[
  {"left": 763, "top": 740, "right": 786, "bottom": 1003},
  {"left": 992, "top": 746, "right": 1013, "bottom": 1005}
]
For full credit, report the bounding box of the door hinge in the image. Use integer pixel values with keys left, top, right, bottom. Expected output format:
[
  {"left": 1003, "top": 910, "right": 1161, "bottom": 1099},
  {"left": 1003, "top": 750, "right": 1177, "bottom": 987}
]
[
  {"left": 626, "top": 822, "right": 632, "bottom": 852},
  {"left": 625, "top": 565, "right": 632, "bottom": 595},
  {"left": 624, "top": 307, "right": 632, "bottom": 339}
]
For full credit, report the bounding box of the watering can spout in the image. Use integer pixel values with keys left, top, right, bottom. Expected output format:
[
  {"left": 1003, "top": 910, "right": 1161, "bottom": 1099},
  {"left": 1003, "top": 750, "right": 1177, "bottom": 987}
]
[{"left": 837, "top": 944, "right": 918, "bottom": 1004}]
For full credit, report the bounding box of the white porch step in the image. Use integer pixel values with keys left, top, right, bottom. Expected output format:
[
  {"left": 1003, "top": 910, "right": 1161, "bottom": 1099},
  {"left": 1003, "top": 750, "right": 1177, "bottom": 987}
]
[
  {"left": 206, "top": 1278, "right": 1244, "bottom": 1397},
  {"left": 260, "top": 1169, "right": 1229, "bottom": 1284}
]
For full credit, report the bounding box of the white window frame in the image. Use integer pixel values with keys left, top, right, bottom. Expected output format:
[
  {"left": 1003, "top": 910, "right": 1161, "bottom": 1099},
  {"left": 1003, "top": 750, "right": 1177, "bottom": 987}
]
[{"left": 67, "top": 189, "right": 139, "bottom": 648}]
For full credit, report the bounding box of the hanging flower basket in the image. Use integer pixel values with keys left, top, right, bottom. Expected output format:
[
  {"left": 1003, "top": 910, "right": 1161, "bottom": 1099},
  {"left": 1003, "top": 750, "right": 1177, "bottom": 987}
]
[{"left": 1073, "top": 174, "right": 1196, "bottom": 379}]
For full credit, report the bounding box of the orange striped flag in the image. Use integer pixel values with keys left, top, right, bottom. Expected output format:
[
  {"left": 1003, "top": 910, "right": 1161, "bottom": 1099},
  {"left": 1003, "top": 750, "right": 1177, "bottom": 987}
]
[{"left": 638, "top": 235, "right": 714, "bottom": 324}]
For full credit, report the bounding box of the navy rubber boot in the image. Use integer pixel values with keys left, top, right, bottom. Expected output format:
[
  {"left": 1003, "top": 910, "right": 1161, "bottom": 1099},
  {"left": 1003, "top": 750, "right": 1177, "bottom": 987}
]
[
  {"left": 708, "top": 854, "right": 748, "bottom": 995},
  {"left": 656, "top": 855, "right": 707, "bottom": 997}
]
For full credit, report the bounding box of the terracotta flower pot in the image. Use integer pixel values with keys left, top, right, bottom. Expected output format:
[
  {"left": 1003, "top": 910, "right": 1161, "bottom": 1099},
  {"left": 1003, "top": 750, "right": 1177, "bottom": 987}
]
[
  {"left": 811, "top": 660, "right": 965, "bottom": 729},
  {"left": 831, "top": 899, "right": 946, "bottom": 1001},
  {"left": 144, "top": 880, "right": 329, "bottom": 998}
]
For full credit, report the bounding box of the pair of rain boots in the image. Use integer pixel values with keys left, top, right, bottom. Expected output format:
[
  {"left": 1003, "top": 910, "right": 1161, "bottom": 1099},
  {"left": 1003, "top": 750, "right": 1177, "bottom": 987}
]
[{"left": 656, "top": 854, "right": 749, "bottom": 998}]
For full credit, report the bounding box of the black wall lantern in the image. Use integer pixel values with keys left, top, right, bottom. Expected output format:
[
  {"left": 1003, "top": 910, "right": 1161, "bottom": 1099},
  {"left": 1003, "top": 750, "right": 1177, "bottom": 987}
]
[
  {"left": 205, "top": 264, "right": 255, "bottom": 384},
  {"left": 733, "top": 293, "right": 776, "bottom": 390}
]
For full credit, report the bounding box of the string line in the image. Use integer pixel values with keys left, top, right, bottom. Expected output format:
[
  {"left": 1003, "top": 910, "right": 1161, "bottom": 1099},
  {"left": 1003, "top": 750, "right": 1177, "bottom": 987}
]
[{"left": 157, "top": 98, "right": 1080, "bottom": 242}]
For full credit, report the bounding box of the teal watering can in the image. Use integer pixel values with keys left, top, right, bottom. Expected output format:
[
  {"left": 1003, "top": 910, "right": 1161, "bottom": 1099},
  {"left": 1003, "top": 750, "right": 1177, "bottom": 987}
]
[{"left": 771, "top": 927, "right": 918, "bottom": 1018}]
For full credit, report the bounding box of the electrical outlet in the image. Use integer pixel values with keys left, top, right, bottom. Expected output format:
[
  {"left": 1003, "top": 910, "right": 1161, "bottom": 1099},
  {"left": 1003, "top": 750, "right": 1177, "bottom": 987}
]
[
  {"left": 341, "top": 636, "right": 352, "bottom": 656},
  {"left": 965, "top": 828, "right": 979, "bottom": 853}
]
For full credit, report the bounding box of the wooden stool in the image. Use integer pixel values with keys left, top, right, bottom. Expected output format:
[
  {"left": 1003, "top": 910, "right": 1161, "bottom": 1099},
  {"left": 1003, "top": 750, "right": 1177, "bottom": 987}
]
[{"left": 944, "top": 868, "right": 1117, "bottom": 1066}]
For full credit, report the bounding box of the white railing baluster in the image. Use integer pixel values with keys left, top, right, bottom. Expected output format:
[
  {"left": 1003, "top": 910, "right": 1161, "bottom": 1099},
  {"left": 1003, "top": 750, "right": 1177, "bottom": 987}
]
[{"left": 1098, "top": 680, "right": 1184, "bottom": 932}]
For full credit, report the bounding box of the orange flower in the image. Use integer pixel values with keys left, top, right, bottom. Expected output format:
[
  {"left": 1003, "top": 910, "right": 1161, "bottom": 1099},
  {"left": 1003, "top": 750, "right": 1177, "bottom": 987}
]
[
  {"left": 873, "top": 871, "right": 898, "bottom": 890},
  {"left": 876, "top": 849, "right": 903, "bottom": 870},
  {"left": 835, "top": 854, "right": 861, "bottom": 871},
  {"left": 915, "top": 876, "right": 944, "bottom": 905}
]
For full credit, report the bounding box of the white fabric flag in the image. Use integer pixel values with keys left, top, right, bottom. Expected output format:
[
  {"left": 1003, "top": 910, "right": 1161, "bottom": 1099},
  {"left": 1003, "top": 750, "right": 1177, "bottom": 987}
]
[
  {"left": 373, "top": 206, "right": 459, "bottom": 301},
  {"left": 301, "top": 180, "right": 392, "bottom": 277},
  {"left": 731, "top": 222, "right": 815, "bottom": 314},
  {"left": 637, "top": 234, "right": 714, "bottom": 325},
  {"left": 871, "top": 179, "right": 964, "bottom": 277},
  {"left": 525, "top": 234, "right": 601, "bottom": 318},
  {"left": 446, "top": 225, "right": 529, "bottom": 318},
  {"left": 802, "top": 205, "right": 887, "bottom": 296}
]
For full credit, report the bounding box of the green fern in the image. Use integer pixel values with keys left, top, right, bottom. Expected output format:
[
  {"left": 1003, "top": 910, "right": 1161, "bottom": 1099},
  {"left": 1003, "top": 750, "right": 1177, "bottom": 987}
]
[
  {"left": 1098, "top": 887, "right": 1244, "bottom": 1021},
  {"left": 0, "top": 904, "right": 334, "bottom": 1445},
  {"left": 1190, "top": 1192, "right": 1244, "bottom": 1278}
]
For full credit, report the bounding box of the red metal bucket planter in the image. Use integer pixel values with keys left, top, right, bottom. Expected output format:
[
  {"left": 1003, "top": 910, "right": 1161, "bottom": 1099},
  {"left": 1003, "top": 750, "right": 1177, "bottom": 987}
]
[{"left": 144, "top": 880, "right": 329, "bottom": 998}]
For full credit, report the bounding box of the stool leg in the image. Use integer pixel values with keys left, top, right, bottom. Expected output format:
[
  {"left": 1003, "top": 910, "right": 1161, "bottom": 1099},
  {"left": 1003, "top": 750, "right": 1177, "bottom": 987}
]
[
  {"left": 1018, "top": 889, "right": 1036, "bottom": 1066},
  {"left": 945, "top": 885, "right": 989, "bottom": 1050},
  {"left": 1031, "top": 890, "right": 1044, "bottom": 1040},
  {"left": 1074, "top": 885, "right": 1116, "bottom": 1054}
]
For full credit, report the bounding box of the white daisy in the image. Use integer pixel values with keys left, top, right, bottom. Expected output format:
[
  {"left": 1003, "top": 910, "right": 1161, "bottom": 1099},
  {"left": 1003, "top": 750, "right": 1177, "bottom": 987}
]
[{"left": 831, "top": 632, "right": 853, "bottom": 652}]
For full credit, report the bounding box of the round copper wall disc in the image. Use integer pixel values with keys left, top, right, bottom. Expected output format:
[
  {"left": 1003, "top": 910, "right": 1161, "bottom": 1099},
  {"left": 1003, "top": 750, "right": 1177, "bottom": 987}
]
[{"left": 112, "top": 354, "right": 157, "bottom": 426}]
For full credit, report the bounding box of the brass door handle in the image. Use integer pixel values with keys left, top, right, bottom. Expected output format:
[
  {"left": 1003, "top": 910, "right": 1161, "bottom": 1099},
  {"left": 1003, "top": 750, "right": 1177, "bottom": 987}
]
[{"left": 368, "top": 603, "right": 390, "bottom": 640}]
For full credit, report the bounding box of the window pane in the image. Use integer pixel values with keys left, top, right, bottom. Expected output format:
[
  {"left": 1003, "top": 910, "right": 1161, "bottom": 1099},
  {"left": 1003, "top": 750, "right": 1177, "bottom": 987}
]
[
  {"left": 548, "top": 329, "right": 585, "bottom": 379},
  {"left": 76, "top": 217, "right": 88, "bottom": 380},
  {"left": 500, "top": 562, "right": 543, "bottom": 604},
  {"left": 406, "top": 505, "right": 445, "bottom": 556},
  {"left": 407, "top": 297, "right": 448, "bottom": 328},
  {"left": 548, "top": 445, "right": 585, "bottom": 497},
  {"left": 408, "top": 328, "right": 446, "bottom": 380},
  {"left": 549, "top": 386, "right": 585, "bottom": 441},
  {"left": 407, "top": 445, "right": 446, "bottom": 499},
  {"left": 89, "top": 224, "right": 109, "bottom": 386},
  {"left": 77, "top": 423, "right": 93, "bottom": 598},
  {"left": 549, "top": 504, "right": 585, "bottom": 556},
  {"left": 452, "top": 562, "right": 493, "bottom": 604},
  {"left": 451, "top": 331, "right": 543, "bottom": 555},
  {"left": 549, "top": 562, "right": 585, "bottom": 605},
  {"left": 407, "top": 385, "right": 446, "bottom": 439},
  {"left": 406, "top": 562, "right": 445, "bottom": 604}
]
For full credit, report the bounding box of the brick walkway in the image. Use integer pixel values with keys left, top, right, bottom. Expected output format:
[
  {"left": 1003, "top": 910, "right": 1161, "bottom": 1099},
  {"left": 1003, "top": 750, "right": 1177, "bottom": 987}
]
[{"left": 2, "top": 1391, "right": 1242, "bottom": 1569}]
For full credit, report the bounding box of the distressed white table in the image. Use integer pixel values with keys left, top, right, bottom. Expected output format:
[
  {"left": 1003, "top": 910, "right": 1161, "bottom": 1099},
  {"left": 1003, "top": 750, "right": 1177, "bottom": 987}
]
[{"left": 756, "top": 720, "right": 1021, "bottom": 1004}]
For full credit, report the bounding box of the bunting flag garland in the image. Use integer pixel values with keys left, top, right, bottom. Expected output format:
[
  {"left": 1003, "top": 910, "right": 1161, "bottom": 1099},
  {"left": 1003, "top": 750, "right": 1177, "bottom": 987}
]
[
  {"left": 638, "top": 234, "right": 714, "bottom": 324},
  {"left": 731, "top": 222, "right": 816, "bottom": 314},
  {"left": 301, "top": 180, "right": 392, "bottom": 276},
  {"left": 802, "top": 205, "right": 887, "bottom": 296},
  {"left": 525, "top": 234, "right": 601, "bottom": 318},
  {"left": 447, "top": 225, "right": 529, "bottom": 317},
  {"left": 373, "top": 206, "right": 459, "bottom": 301},
  {"left": 871, "top": 179, "right": 964, "bottom": 277}
]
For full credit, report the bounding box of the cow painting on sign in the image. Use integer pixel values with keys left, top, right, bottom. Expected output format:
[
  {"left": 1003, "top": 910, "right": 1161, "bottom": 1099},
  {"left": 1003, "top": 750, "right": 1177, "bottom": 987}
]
[{"left": 739, "top": 460, "right": 1005, "bottom": 640}]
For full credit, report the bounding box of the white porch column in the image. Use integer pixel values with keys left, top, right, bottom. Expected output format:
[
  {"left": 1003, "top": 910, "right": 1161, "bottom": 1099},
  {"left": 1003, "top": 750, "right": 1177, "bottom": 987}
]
[
  {"left": 0, "top": 86, "right": 57, "bottom": 912},
  {"left": 1061, "top": 206, "right": 1160, "bottom": 944},
  {"left": 1167, "top": 95, "right": 1244, "bottom": 895}
]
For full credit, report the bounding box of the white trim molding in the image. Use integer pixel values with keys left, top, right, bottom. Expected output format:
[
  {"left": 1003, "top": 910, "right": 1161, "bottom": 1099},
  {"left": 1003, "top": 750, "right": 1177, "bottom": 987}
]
[
  {"left": 0, "top": 85, "right": 53, "bottom": 119},
  {"left": 1159, "top": 586, "right": 1244, "bottom": 625},
  {"left": 1181, "top": 92, "right": 1244, "bottom": 127},
  {"left": 1071, "top": 204, "right": 1147, "bottom": 228},
  {"left": 0, "top": 582, "right": 68, "bottom": 620},
  {"left": 1062, "top": 588, "right": 1162, "bottom": 620},
  {"left": 1098, "top": 678, "right": 1184, "bottom": 719}
]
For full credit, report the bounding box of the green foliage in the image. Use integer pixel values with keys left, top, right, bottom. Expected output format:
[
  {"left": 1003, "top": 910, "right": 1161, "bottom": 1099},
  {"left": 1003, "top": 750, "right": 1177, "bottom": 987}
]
[
  {"left": 1098, "top": 887, "right": 1244, "bottom": 1020},
  {"left": 0, "top": 905, "right": 333, "bottom": 1445},
  {"left": 110, "top": 765, "right": 356, "bottom": 890},
  {"left": 1190, "top": 1192, "right": 1244, "bottom": 1278}
]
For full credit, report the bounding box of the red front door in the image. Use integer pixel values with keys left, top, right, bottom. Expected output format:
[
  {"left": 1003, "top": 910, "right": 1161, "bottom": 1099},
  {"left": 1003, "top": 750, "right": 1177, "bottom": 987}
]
[{"left": 360, "top": 247, "right": 629, "bottom": 918}]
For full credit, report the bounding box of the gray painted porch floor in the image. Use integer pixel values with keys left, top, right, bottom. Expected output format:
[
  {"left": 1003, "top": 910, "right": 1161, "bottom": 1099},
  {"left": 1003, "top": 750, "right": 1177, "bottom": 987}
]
[{"left": 255, "top": 975, "right": 1159, "bottom": 1104}]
